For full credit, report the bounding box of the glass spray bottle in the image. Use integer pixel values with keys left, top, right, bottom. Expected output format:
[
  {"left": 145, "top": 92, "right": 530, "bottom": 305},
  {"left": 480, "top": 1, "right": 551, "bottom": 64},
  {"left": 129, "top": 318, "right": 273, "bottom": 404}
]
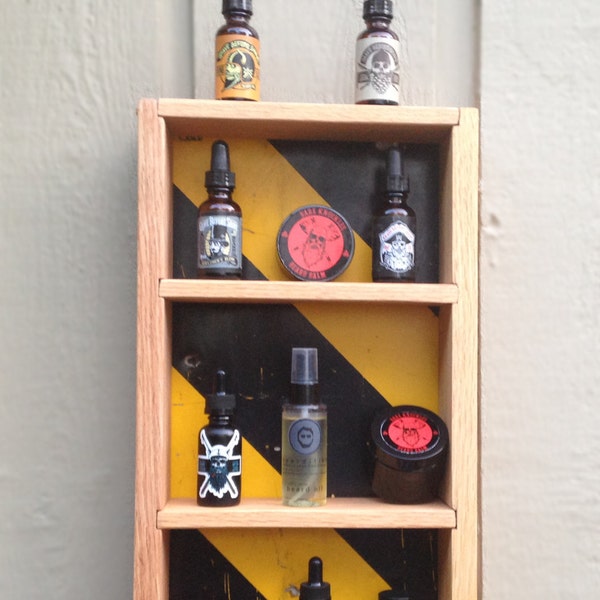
[{"left": 282, "top": 348, "right": 327, "bottom": 507}]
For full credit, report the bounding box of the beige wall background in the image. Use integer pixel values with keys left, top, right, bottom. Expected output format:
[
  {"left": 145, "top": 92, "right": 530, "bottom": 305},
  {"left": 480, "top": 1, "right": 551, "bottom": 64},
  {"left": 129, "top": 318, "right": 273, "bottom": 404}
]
[{"left": 1, "top": 1, "right": 598, "bottom": 598}]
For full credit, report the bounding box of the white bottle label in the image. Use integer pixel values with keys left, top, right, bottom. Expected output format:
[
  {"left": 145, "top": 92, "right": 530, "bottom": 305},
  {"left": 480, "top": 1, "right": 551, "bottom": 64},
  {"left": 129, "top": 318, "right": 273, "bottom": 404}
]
[
  {"left": 197, "top": 214, "right": 242, "bottom": 271},
  {"left": 355, "top": 37, "right": 401, "bottom": 103}
]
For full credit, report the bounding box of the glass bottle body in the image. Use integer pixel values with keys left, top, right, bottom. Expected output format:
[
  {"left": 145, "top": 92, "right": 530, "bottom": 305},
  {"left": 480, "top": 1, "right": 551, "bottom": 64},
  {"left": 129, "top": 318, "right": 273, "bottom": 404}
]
[
  {"left": 197, "top": 187, "right": 243, "bottom": 279},
  {"left": 197, "top": 414, "right": 242, "bottom": 507},
  {"left": 355, "top": 17, "right": 400, "bottom": 105},
  {"left": 372, "top": 193, "right": 416, "bottom": 282},
  {"left": 282, "top": 402, "right": 327, "bottom": 507},
  {"left": 215, "top": 10, "right": 260, "bottom": 101}
]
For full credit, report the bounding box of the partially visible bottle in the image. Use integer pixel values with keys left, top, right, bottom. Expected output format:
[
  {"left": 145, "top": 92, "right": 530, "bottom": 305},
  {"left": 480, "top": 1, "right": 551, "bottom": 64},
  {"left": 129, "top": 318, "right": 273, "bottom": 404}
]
[
  {"left": 299, "top": 556, "right": 331, "bottom": 600},
  {"left": 197, "top": 370, "right": 242, "bottom": 506},
  {"left": 371, "top": 145, "right": 416, "bottom": 282},
  {"left": 355, "top": 0, "right": 401, "bottom": 105},
  {"left": 215, "top": 0, "right": 260, "bottom": 101},
  {"left": 197, "top": 140, "right": 243, "bottom": 278},
  {"left": 282, "top": 348, "right": 327, "bottom": 507}
]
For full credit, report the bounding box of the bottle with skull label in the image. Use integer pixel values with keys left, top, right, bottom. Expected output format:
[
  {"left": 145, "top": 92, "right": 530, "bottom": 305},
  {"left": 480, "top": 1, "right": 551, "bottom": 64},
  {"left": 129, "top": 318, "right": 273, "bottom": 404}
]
[
  {"left": 215, "top": 0, "right": 260, "bottom": 101},
  {"left": 197, "top": 370, "right": 242, "bottom": 507},
  {"left": 372, "top": 145, "right": 416, "bottom": 282},
  {"left": 355, "top": 0, "right": 401, "bottom": 105},
  {"left": 197, "top": 140, "right": 243, "bottom": 279}
]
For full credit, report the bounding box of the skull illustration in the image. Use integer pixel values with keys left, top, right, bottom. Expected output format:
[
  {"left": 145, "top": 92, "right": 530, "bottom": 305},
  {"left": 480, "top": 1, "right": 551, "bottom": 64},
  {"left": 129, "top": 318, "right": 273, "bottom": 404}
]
[{"left": 370, "top": 49, "right": 393, "bottom": 94}]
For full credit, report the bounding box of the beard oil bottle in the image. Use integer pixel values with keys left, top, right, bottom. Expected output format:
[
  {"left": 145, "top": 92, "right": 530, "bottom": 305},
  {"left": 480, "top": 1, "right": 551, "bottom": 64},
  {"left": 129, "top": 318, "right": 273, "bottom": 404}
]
[
  {"left": 372, "top": 145, "right": 416, "bottom": 282},
  {"left": 355, "top": 0, "right": 401, "bottom": 105},
  {"left": 215, "top": 0, "right": 260, "bottom": 101},
  {"left": 197, "top": 140, "right": 243, "bottom": 279},
  {"left": 197, "top": 370, "right": 242, "bottom": 506},
  {"left": 282, "top": 348, "right": 327, "bottom": 507}
]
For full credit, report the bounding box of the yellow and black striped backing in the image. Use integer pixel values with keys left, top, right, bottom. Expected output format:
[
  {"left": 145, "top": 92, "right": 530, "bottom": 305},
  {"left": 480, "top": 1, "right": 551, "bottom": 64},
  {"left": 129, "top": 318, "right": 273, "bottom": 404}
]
[{"left": 170, "top": 138, "right": 441, "bottom": 600}]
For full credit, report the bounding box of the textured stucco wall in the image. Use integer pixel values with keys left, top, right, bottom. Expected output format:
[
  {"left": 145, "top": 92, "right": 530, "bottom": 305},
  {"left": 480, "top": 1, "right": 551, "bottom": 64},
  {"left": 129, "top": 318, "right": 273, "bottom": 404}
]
[
  {"left": 0, "top": 1, "right": 186, "bottom": 598},
  {"left": 480, "top": 1, "right": 600, "bottom": 597},
  {"left": 1, "top": 0, "right": 599, "bottom": 598}
]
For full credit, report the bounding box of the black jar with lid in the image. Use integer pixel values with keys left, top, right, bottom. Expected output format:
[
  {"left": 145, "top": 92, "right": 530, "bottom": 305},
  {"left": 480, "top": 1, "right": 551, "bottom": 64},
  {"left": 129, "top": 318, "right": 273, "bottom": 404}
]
[{"left": 370, "top": 405, "right": 449, "bottom": 504}]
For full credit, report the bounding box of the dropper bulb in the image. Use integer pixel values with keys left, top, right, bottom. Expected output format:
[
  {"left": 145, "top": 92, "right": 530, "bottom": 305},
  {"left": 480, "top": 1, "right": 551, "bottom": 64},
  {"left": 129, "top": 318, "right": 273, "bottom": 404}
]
[
  {"left": 386, "top": 145, "right": 409, "bottom": 193},
  {"left": 300, "top": 556, "right": 331, "bottom": 600},
  {"left": 205, "top": 140, "right": 235, "bottom": 189},
  {"left": 211, "top": 140, "right": 229, "bottom": 172},
  {"left": 215, "top": 369, "right": 227, "bottom": 395},
  {"left": 309, "top": 556, "right": 324, "bottom": 584}
]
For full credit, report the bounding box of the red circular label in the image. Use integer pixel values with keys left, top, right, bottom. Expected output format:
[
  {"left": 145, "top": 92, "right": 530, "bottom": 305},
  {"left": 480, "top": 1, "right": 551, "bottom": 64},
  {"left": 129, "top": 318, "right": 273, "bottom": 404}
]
[
  {"left": 277, "top": 205, "right": 354, "bottom": 281},
  {"left": 383, "top": 413, "right": 437, "bottom": 453}
]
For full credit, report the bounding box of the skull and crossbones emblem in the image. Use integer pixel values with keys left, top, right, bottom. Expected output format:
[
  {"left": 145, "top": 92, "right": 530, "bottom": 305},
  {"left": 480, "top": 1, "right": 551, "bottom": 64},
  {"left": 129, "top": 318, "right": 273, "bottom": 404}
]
[{"left": 198, "top": 429, "right": 241, "bottom": 500}]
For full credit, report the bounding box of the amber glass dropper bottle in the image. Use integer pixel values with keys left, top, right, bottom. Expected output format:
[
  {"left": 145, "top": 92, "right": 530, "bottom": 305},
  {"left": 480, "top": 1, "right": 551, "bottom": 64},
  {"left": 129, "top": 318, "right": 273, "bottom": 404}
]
[
  {"left": 197, "top": 140, "right": 243, "bottom": 279},
  {"left": 355, "top": 0, "right": 401, "bottom": 105},
  {"left": 371, "top": 145, "right": 416, "bottom": 282},
  {"left": 215, "top": 0, "right": 260, "bottom": 101}
]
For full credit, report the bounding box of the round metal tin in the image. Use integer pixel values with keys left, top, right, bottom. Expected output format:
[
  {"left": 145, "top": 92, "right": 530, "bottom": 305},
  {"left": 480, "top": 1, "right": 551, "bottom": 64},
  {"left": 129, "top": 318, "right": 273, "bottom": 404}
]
[{"left": 276, "top": 205, "right": 355, "bottom": 281}]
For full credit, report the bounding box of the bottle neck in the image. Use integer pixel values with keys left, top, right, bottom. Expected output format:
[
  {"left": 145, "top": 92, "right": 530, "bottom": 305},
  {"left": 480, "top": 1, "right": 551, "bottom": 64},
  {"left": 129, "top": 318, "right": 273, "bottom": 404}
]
[
  {"left": 365, "top": 16, "right": 391, "bottom": 29},
  {"left": 225, "top": 10, "right": 250, "bottom": 22},
  {"left": 208, "top": 413, "right": 234, "bottom": 425},
  {"left": 290, "top": 383, "right": 320, "bottom": 405},
  {"left": 386, "top": 191, "right": 408, "bottom": 204},
  {"left": 207, "top": 186, "right": 233, "bottom": 198}
]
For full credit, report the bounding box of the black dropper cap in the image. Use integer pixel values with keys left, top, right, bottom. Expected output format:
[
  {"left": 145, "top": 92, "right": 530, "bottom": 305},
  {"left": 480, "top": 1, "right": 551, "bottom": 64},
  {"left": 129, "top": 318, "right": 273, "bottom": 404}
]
[
  {"left": 205, "top": 140, "right": 235, "bottom": 190},
  {"left": 386, "top": 145, "right": 410, "bottom": 194},
  {"left": 299, "top": 557, "right": 331, "bottom": 600},
  {"left": 363, "top": 0, "right": 393, "bottom": 19},
  {"left": 222, "top": 0, "right": 252, "bottom": 16},
  {"left": 205, "top": 370, "right": 236, "bottom": 415}
]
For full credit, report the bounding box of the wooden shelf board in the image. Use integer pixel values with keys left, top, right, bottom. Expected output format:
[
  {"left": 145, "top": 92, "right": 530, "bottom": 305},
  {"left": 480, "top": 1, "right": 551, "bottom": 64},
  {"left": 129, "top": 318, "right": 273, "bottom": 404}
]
[
  {"left": 157, "top": 497, "right": 456, "bottom": 530},
  {"left": 159, "top": 279, "right": 459, "bottom": 305},
  {"left": 157, "top": 99, "right": 459, "bottom": 143}
]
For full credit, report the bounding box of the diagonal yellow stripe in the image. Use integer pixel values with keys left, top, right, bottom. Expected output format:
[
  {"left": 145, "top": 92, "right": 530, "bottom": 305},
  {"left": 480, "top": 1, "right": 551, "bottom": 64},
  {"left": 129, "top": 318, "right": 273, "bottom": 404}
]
[
  {"left": 171, "top": 369, "right": 388, "bottom": 599},
  {"left": 202, "top": 528, "right": 388, "bottom": 600},
  {"left": 171, "top": 139, "right": 437, "bottom": 598},
  {"left": 173, "top": 138, "right": 438, "bottom": 409},
  {"left": 171, "top": 367, "right": 281, "bottom": 499}
]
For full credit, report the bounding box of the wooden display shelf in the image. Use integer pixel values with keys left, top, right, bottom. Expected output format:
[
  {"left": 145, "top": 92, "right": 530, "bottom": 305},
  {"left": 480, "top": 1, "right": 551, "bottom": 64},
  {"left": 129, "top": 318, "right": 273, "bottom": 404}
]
[
  {"left": 157, "top": 497, "right": 456, "bottom": 530},
  {"left": 158, "top": 98, "right": 459, "bottom": 143},
  {"left": 159, "top": 279, "right": 459, "bottom": 305},
  {"left": 135, "top": 98, "right": 479, "bottom": 600}
]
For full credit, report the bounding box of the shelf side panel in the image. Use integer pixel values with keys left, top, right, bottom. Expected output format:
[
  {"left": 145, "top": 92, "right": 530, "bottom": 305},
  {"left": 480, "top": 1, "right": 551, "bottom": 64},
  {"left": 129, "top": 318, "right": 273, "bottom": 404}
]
[
  {"left": 134, "top": 99, "right": 173, "bottom": 600},
  {"left": 438, "top": 108, "right": 479, "bottom": 600}
]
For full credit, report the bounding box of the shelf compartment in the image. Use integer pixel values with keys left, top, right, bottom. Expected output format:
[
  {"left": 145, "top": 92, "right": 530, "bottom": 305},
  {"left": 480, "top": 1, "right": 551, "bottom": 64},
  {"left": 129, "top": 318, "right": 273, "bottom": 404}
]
[
  {"left": 159, "top": 279, "right": 459, "bottom": 305},
  {"left": 157, "top": 497, "right": 456, "bottom": 530}
]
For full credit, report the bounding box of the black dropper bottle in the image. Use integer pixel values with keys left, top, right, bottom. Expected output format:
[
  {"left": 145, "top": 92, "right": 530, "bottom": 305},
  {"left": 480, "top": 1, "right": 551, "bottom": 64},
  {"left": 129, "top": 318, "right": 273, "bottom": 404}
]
[
  {"left": 197, "top": 140, "right": 243, "bottom": 279},
  {"left": 371, "top": 145, "right": 416, "bottom": 282},
  {"left": 197, "top": 370, "right": 242, "bottom": 506},
  {"left": 299, "top": 557, "right": 331, "bottom": 600}
]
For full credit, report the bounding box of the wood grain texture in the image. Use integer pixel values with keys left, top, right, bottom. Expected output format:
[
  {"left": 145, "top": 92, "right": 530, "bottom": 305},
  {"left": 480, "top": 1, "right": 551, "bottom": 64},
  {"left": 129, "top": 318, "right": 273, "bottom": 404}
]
[
  {"left": 438, "top": 108, "right": 480, "bottom": 600},
  {"left": 133, "top": 99, "right": 172, "bottom": 600},
  {"left": 158, "top": 99, "right": 458, "bottom": 143},
  {"left": 159, "top": 279, "right": 459, "bottom": 305},
  {"left": 134, "top": 99, "right": 479, "bottom": 599},
  {"left": 157, "top": 497, "right": 456, "bottom": 530}
]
